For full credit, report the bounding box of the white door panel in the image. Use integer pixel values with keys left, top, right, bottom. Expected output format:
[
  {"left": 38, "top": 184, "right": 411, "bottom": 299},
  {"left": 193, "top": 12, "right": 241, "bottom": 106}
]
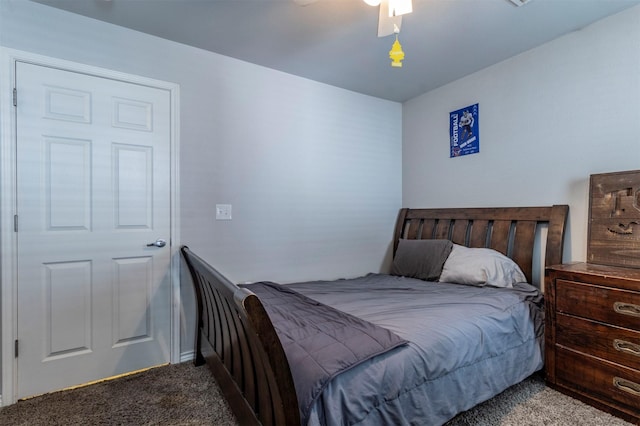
[{"left": 16, "top": 62, "right": 171, "bottom": 398}]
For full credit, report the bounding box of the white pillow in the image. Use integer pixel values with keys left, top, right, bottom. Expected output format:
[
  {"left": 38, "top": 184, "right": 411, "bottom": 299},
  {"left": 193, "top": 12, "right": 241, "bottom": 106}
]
[{"left": 439, "top": 244, "right": 527, "bottom": 288}]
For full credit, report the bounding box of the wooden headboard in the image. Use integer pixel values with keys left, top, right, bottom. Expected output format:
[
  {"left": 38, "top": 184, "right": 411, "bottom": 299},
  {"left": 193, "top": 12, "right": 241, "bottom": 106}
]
[{"left": 393, "top": 205, "right": 569, "bottom": 284}]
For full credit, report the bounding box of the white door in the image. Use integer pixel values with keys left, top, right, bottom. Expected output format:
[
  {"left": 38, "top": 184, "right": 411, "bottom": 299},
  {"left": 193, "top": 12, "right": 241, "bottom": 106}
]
[{"left": 16, "top": 62, "right": 172, "bottom": 399}]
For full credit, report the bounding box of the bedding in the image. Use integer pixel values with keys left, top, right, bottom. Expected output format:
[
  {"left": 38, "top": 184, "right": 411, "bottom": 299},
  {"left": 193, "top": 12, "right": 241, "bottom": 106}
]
[{"left": 283, "top": 273, "right": 544, "bottom": 425}]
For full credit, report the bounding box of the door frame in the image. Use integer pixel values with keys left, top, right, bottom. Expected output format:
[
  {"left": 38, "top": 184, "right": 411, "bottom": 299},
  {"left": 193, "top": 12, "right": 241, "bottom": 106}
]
[{"left": 0, "top": 48, "right": 181, "bottom": 406}]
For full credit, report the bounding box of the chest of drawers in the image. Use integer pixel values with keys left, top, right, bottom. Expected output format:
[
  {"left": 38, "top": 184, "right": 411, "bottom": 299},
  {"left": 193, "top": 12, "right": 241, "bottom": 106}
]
[{"left": 545, "top": 263, "right": 640, "bottom": 424}]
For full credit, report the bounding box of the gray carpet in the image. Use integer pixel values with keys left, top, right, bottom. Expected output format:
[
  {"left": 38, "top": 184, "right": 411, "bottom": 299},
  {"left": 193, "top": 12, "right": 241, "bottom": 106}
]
[
  {"left": 0, "top": 362, "right": 633, "bottom": 425},
  {"left": 445, "top": 374, "right": 633, "bottom": 426}
]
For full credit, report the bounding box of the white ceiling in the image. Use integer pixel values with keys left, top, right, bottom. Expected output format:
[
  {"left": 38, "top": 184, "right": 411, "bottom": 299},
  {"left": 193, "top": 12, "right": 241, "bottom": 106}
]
[{"left": 31, "top": 0, "right": 640, "bottom": 102}]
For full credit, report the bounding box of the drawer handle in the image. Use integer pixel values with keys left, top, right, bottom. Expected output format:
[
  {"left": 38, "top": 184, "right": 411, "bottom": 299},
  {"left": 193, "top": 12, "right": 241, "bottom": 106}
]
[
  {"left": 613, "top": 339, "right": 640, "bottom": 357},
  {"left": 613, "top": 377, "right": 640, "bottom": 397},
  {"left": 613, "top": 301, "right": 640, "bottom": 318}
]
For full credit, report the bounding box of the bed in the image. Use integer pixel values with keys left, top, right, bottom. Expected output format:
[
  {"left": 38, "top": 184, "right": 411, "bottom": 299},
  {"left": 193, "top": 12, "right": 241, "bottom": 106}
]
[{"left": 181, "top": 205, "right": 569, "bottom": 426}]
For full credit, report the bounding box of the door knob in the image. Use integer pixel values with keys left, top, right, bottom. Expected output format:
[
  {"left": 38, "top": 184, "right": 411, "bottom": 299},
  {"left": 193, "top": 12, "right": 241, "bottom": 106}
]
[{"left": 147, "top": 239, "right": 167, "bottom": 248}]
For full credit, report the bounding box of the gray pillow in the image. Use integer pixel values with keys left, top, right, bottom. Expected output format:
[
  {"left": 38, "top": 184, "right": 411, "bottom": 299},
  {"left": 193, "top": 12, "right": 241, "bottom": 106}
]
[{"left": 391, "top": 239, "right": 453, "bottom": 281}]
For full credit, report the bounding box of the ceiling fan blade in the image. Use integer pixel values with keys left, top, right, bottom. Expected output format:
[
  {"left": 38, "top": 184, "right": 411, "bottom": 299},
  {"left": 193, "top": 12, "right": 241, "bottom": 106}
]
[
  {"left": 293, "top": 0, "right": 319, "bottom": 5},
  {"left": 377, "top": 0, "right": 402, "bottom": 37}
]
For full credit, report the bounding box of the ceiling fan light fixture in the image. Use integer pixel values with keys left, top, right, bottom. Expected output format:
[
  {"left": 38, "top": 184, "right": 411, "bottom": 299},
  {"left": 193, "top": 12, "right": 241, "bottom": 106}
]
[
  {"left": 363, "top": 0, "right": 382, "bottom": 6},
  {"left": 388, "top": 0, "right": 412, "bottom": 17}
]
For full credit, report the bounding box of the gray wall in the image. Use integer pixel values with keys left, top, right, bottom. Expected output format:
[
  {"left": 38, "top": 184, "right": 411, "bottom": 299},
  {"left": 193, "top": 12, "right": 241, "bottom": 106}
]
[
  {"left": 0, "top": 0, "right": 402, "bottom": 365},
  {"left": 403, "top": 5, "right": 640, "bottom": 265}
]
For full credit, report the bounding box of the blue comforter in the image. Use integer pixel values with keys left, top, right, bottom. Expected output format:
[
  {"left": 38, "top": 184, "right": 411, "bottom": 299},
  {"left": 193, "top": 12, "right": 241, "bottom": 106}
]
[{"left": 285, "top": 273, "right": 544, "bottom": 426}]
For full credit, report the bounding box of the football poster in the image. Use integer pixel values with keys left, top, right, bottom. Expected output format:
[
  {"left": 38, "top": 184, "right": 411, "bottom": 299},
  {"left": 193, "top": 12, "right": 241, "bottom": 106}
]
[{"left": 449, "top": 103, "right": 479, "bottom": 158}]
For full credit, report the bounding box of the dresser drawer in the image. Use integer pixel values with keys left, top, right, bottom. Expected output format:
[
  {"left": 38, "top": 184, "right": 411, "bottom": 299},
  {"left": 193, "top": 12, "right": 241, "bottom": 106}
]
[
  {"left": 556, "top": 313, "right": 640, "bottom": 371},
  {"left": 556, "top": 279, "right": 640, "bottom": 331},
  {"left": 556, "top": 348, "right": 640, "bottom": 411}
]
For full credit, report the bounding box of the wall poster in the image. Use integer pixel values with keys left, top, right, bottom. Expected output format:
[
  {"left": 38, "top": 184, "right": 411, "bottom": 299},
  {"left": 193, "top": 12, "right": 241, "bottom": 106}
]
[{"left": 449, "top": 103, "right": 479, "bottom": 158}]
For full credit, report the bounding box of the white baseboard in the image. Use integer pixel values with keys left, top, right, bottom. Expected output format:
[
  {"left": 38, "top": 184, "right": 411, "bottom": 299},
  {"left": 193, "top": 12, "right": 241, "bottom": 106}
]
[{"left": 179, "top": 350, "right": 195, "bottom": 363}]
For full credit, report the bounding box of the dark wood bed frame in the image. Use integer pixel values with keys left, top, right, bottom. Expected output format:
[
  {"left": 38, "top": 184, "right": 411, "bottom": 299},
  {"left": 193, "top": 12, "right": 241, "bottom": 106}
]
[{"left": 181, "top": 205, "right": 569, "bottom": 426}]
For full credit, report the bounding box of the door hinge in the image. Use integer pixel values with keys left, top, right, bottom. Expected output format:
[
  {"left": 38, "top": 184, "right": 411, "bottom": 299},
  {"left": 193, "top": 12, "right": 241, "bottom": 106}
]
[
  {"left": 14, "top": 340, "right": 18, "bottom": 358},
  {"left": 14, "top": 215, "right": 18, "bottom": 232},
  {"left": 13, "top": 88, "right": 17, "bottom": 107}
]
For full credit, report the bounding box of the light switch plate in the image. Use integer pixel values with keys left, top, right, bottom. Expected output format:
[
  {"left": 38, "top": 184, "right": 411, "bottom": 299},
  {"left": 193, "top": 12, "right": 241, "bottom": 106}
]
[{"left": 216, "top": 204, "right": 232, "bottom": 220}]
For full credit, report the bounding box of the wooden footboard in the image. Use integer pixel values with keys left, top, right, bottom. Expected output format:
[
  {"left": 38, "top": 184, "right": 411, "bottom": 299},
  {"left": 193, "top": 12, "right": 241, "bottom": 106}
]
[
  {"left": 181, "top": 246, "right": 300, "bottom": 426},
  {"left": 181, "top": 205, "right": 569, "bottom": 425}
]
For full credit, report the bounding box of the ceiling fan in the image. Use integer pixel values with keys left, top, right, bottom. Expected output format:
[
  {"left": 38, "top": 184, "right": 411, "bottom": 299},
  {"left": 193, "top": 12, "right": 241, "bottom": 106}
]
[
  {"left": 293, "top": 0, "right": 413, "bottom": 37},
  {"left": 294, "top": 0, "right": 529, "bottom": 68}
]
